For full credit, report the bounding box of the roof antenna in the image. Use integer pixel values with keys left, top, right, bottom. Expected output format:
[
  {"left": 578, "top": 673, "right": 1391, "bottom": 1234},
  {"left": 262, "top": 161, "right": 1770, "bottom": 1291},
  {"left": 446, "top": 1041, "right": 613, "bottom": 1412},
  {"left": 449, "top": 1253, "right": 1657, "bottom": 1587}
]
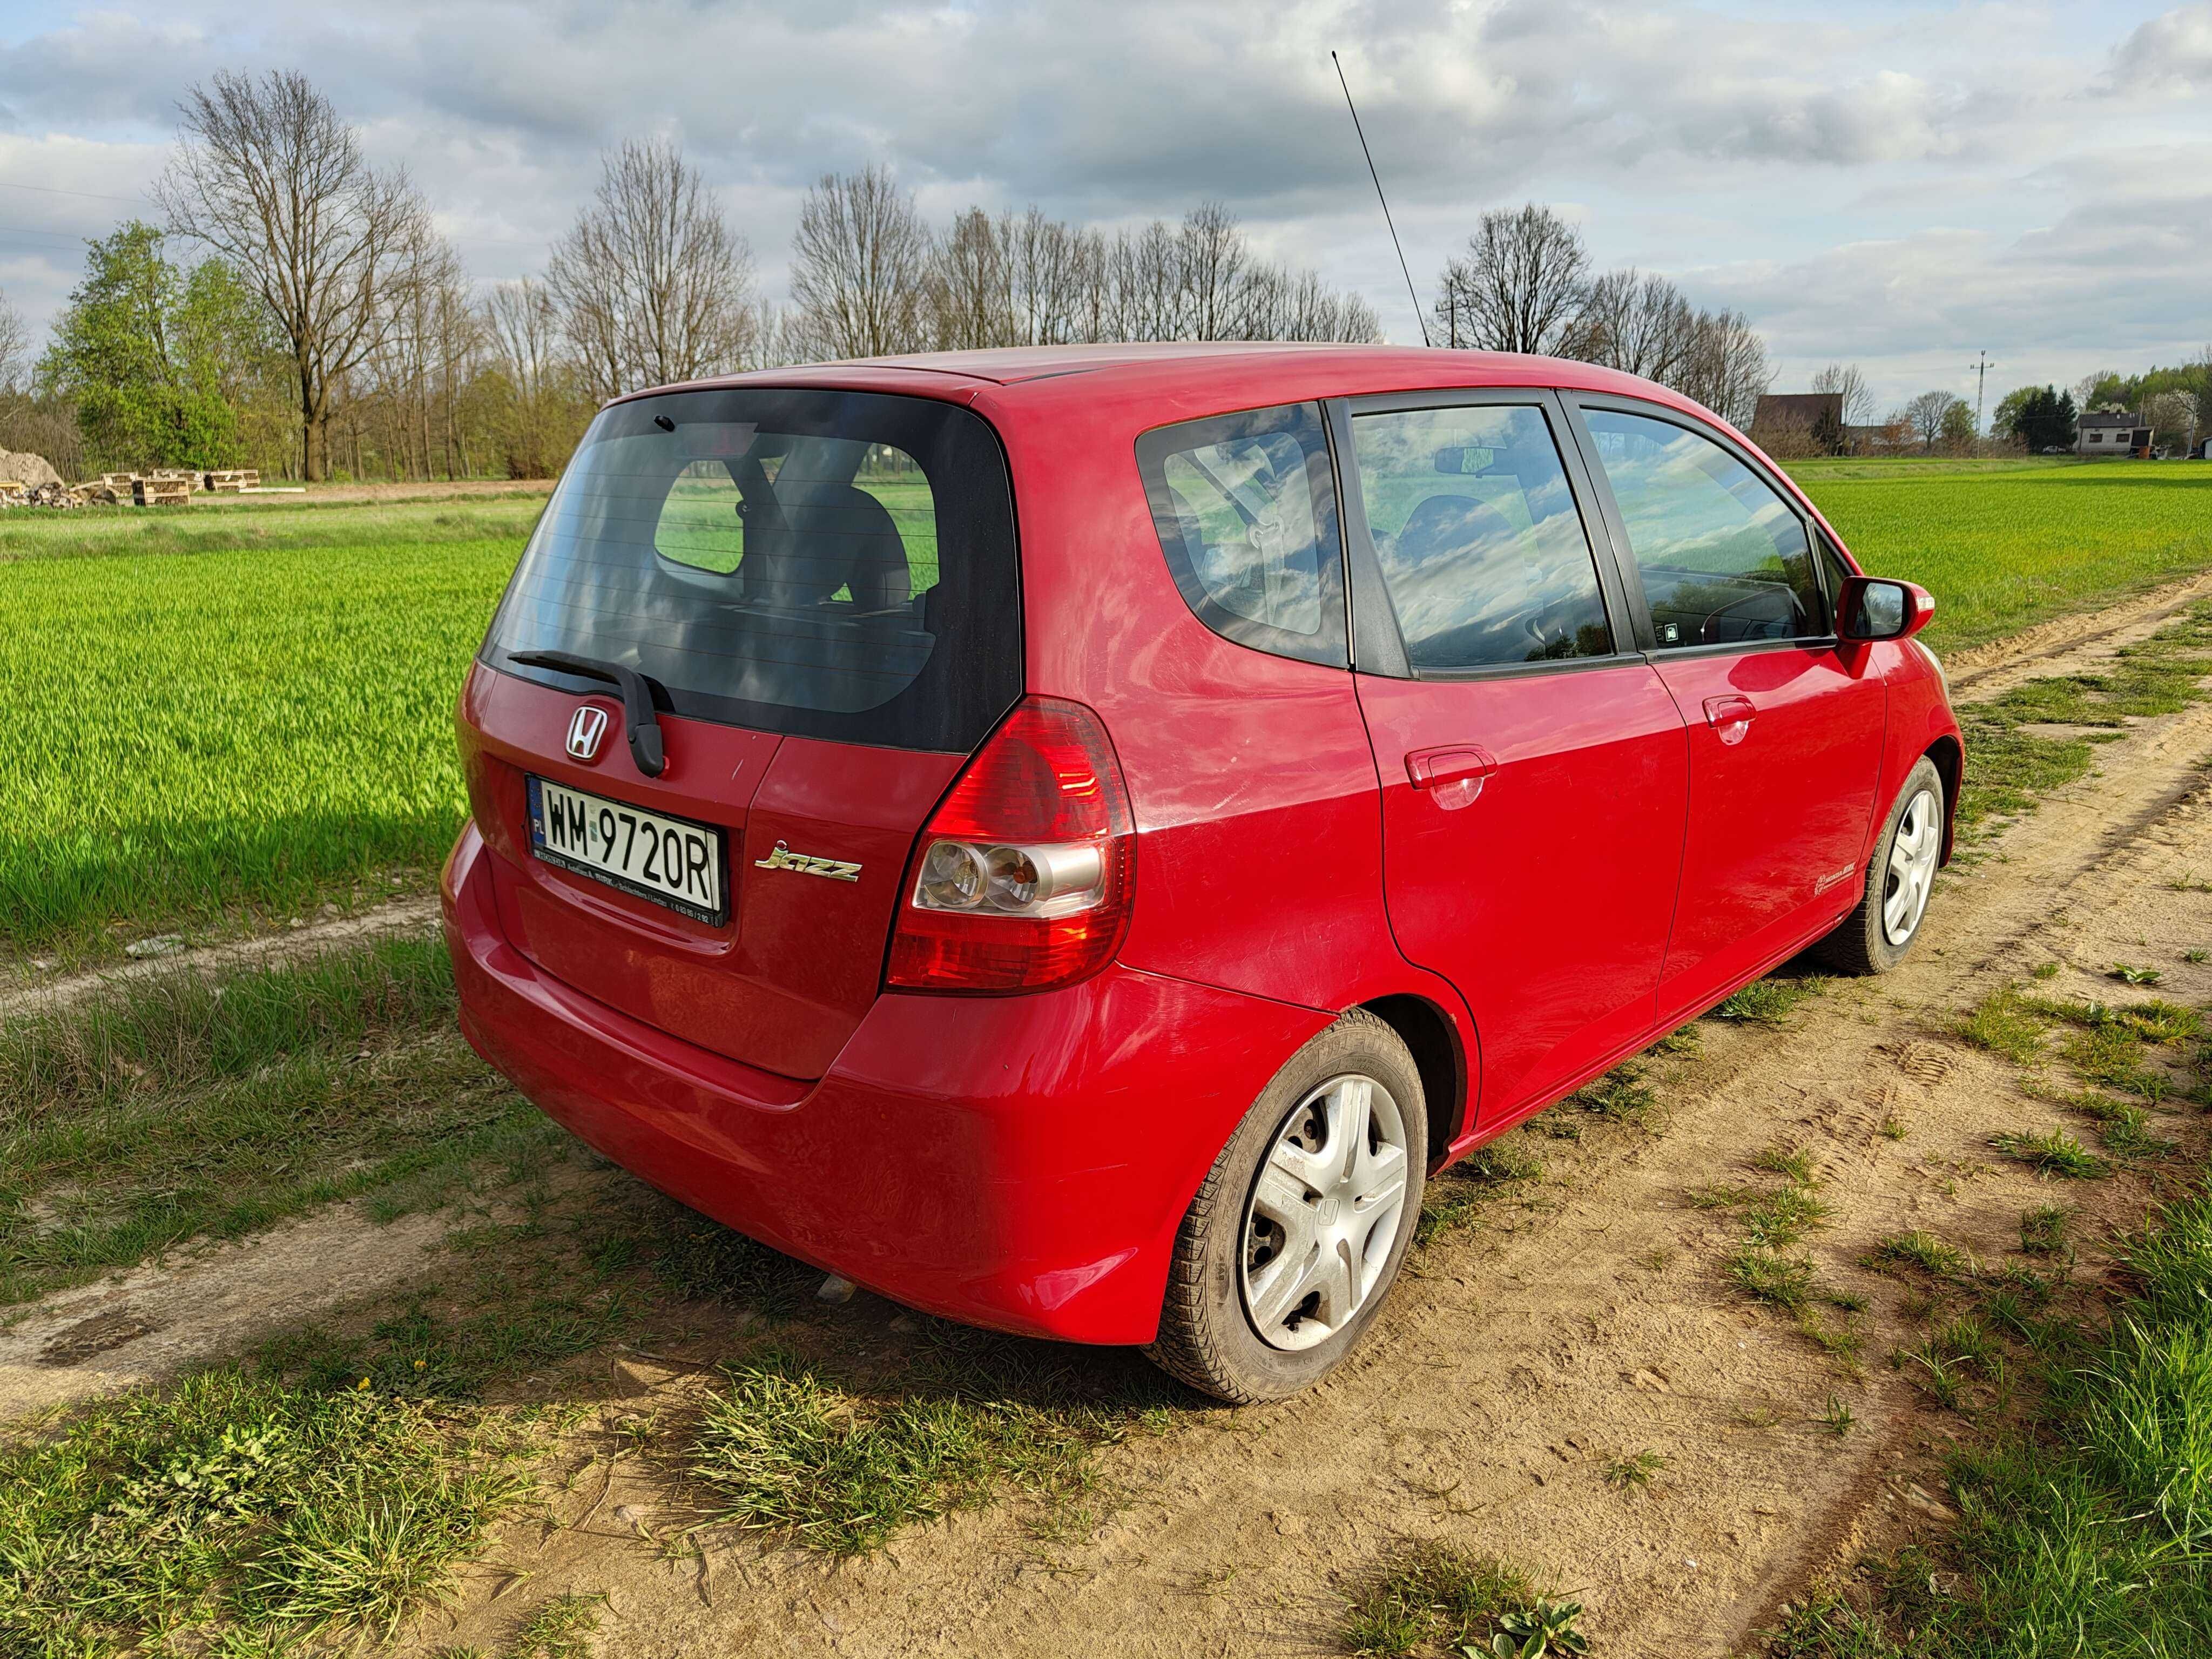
[{"left": 1332, "top": 50, "right": 1429, "bottom": 348}]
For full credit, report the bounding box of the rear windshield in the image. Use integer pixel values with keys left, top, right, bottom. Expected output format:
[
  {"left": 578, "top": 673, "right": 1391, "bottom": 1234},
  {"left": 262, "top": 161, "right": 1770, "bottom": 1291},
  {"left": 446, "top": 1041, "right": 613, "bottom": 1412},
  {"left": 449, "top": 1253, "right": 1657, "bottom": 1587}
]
[{"left": 483, "top": 388, "right": 1021, "bottom": 753}]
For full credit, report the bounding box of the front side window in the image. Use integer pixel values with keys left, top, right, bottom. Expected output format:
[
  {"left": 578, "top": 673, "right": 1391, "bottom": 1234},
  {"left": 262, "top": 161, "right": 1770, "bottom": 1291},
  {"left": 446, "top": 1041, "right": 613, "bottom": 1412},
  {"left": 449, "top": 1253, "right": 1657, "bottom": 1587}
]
[
  {"left": 1583, "top": 407, "right": 1820, "bottom": 649},
  {"left": 484, "top": 388, "right": 1016, "bottom": 752},
  {"left": 1136, "top": 403, "right": 1345, "bottom": 667},
  {"left": 1351, "top": 402, "right": 1613, "bottom": 670}
]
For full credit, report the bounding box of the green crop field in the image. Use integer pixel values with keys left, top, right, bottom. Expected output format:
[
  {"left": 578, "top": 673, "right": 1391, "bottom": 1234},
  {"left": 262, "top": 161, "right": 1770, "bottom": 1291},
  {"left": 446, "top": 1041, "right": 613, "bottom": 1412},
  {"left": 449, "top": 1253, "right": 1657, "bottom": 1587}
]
[
  {"left": 1788, "top": 457, "right": 2212, "bottom": 650},
  {"left": 4, "top": 458, "right": 2209, "bottom": 960}
]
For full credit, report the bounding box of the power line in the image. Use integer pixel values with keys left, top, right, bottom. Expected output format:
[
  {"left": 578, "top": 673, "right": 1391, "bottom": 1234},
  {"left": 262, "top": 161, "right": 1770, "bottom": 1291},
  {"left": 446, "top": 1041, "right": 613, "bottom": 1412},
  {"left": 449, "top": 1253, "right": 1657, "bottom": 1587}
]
[
  {"left": 0, "top": 179, "right": 149, "bottom": 205},
  {"left": 1331, "top": 50, "right": 1428, "bottom": 349}
]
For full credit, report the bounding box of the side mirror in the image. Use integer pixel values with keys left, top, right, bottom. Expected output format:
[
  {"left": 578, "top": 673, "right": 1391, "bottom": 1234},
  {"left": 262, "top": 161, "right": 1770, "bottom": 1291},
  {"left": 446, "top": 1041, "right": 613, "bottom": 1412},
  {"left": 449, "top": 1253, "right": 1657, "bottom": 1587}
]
[{"left": 1838, "top": 576, "right": 1934, "bottom": 642}]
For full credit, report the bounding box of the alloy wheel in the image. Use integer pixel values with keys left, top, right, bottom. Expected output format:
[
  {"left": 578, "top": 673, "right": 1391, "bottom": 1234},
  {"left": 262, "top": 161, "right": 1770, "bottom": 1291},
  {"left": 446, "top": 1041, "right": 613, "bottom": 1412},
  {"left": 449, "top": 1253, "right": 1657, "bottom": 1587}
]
[
  {"left": 1882, "top": 787, "right": 1941, "bottom": 945},
  {"left": 1240, "top": 1073, "right": 1410, "bottom": 1352}
]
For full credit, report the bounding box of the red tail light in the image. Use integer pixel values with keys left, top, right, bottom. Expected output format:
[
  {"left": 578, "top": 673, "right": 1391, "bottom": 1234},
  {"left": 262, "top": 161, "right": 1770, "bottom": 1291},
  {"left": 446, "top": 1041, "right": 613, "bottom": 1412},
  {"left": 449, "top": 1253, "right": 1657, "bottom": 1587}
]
[{"left": 886, "top": 697, "right": 1136, "bottom": 993}]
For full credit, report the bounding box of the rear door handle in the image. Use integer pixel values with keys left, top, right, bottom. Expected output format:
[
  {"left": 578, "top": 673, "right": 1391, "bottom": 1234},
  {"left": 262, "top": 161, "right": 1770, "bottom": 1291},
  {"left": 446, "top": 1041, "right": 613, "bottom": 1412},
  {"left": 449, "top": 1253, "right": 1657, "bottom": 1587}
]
[
  {"left": 1406, "top": 745, "right": 1497, "bottom": 810},
  {"left": 1703, "top": 694, "right": 1756, "bottom": 746}
]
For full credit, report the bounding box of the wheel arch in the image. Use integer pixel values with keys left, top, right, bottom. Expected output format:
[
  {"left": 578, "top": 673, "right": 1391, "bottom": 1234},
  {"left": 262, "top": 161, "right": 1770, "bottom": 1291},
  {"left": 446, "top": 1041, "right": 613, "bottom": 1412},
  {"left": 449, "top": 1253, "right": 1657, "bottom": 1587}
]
[
  {"left": 1923, "top": 734, "right": 1962, "bottom": 864},
  {"left": 1357, "top": 993, "right": 1468, "bottom": 1169}
]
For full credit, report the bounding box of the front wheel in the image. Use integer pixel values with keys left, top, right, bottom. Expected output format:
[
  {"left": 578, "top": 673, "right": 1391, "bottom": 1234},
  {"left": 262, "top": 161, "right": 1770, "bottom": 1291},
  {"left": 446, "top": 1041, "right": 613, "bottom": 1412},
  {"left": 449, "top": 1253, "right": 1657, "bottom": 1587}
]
[
  {"left": 1145, "top": 1009, "right": 1427, "bottom": 1404},
  {"left": 1816, "top": 756, "right": 1946, "bottom": 975}
]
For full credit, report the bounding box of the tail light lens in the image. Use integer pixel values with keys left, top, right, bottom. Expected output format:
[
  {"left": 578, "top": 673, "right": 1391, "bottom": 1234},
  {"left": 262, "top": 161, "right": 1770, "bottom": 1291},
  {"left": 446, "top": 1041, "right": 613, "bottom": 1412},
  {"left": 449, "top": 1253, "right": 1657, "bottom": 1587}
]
[{"left": 886, "top": 697, "right": 1136, "bottom": 993}]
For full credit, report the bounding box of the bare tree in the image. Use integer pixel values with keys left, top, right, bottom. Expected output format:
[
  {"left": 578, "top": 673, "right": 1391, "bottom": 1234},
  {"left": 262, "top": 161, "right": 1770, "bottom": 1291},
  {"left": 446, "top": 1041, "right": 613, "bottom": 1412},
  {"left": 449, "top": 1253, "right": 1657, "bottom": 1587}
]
[
  {"left": 1810, "top": 361, "right": 1876, "bottom": 426},
  {"left": 928, "top": 207, "right": 1014, "bottom": 350},
  {"left": 1566, "top": 268, "right": 1694, "bottom": 380},
  {"left": 1432, "top": 204, "right": 1591, "bottom": 354},
  {"left": 157, "top": 69, "right": 430, "bottom": 481},
  {"left": 482, "top": 277, "right": 589, "bottom": 477},
  {"left": 1670, "top": 309, "right": 1772, "bottom": 429},
  {"left": 789, "top": 166, "right": 933, "bottom": 360},
  {"left": 0, "top": 285, "right": 28, "bottom": 394},
  {"left": 1904, "top": 389, "right": 1958, "bottom": 452},
  {"left": 546, "top": 139, "right": 759, "bottom": 400}
]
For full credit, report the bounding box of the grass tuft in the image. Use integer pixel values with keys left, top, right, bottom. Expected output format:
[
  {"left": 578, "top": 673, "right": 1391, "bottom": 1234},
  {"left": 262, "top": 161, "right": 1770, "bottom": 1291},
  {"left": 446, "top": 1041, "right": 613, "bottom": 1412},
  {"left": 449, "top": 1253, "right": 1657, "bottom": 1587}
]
[
  {"left": 1991, "top": 1128, "right": 2108, "bottom": 1180},
  {"left": 1341, "top": 1541, "right": 1537, "bottom": 1656},
  {"left": 0, "top": 1367, "right": 538, "bottom": 1652}
]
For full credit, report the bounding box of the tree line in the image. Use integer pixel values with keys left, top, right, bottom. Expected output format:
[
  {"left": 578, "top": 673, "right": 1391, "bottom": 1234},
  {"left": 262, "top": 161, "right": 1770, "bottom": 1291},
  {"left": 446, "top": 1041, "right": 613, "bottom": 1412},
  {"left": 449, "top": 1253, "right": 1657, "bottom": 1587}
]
[{"left": 0, "top": 69, "right": 1797, "bottom": 484}]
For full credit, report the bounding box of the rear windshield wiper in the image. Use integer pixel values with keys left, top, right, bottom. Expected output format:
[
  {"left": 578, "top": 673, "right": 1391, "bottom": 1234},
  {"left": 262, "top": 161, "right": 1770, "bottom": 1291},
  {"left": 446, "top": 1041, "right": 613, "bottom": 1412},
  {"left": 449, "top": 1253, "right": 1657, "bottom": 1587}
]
[{"left": 508, "top": 650, "right": 672, "bottom": 778}]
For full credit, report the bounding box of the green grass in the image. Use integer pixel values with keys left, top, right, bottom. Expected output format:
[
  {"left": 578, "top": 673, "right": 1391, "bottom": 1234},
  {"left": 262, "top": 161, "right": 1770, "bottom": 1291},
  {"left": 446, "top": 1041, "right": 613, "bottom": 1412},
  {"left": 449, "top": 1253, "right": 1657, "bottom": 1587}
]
[
  {"left": 1417, "top": 1134, "right": 1545, "bottom": 1244},
  {"left": 1710, "top": 972, "right": 1831, "bottom": 1026},
  {"left": 1951, "top": 601, "right": 2212, "bottom": 834},
  {"left": 1788, "top": 460, "right": 2212, "bottom": 653},
  {"left": 0, "top": 1366, "right": 542, "bottom": 1654},
  {"left": 0, "top": 939, "right": 559, "bottom": 1304},
  {"left": 1340, "top": 1541, "right": 1539, "bottom": 1656},
  {"left": 1772, "top": 1181, "right": 2212, "bottom": 1656},
  {"left": 689, "top": 1333, "right": 1173, "bottom": 1555},
  {"left": 1991, "top": 1127, "right": 2108, "bottom": 1179},
  {"left": 0, "top": 498, "right": 535, "bottom": 954},
  {"left": 1603, "top": 1448, "right": 1668, "bottom": 1491}
]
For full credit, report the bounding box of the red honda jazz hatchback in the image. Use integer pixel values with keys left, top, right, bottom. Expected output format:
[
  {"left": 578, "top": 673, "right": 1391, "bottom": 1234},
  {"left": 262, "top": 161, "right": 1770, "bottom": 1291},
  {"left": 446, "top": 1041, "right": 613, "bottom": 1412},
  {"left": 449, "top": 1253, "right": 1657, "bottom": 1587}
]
[{"left": 443, "top": 343, "right": 1961, "bottom": 1402}]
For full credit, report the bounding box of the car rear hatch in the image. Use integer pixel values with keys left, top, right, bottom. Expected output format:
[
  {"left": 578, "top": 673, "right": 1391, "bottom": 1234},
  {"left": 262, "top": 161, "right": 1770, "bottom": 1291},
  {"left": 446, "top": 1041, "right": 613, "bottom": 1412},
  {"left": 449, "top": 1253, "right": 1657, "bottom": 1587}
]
[{"left": 461, "top": 385, "right": 1022, "bottom": 1080}]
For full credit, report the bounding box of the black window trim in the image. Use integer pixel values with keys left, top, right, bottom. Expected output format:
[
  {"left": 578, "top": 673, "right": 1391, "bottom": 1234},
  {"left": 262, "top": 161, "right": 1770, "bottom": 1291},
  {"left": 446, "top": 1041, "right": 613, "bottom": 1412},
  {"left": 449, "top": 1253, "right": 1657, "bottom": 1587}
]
[
  {"left": 1330, "top": 387, "right": 1641, "bottom": 683},
  {"left": 1132, "top": 399, "right": 1350, "bottom": 670},
  {"left": 1557, "top": 392, "right": 1841, "bottom": 658}
]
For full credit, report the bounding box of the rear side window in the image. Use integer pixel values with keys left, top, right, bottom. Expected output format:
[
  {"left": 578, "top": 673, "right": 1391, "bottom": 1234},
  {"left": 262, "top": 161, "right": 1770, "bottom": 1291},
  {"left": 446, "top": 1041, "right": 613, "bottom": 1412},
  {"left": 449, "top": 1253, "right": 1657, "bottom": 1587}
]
[
  {"left": 1581, "top": 408, "right": 1820, "bottom": 650},
  {"left": 1350, "top": 403, "right": 1614, "bottom": 670},
  {"left": 1136, "top": 402, "right": 1345, "bottom": 667},
  {"left": 483, "top": 389, "right": 1017, "bottom": 752}
]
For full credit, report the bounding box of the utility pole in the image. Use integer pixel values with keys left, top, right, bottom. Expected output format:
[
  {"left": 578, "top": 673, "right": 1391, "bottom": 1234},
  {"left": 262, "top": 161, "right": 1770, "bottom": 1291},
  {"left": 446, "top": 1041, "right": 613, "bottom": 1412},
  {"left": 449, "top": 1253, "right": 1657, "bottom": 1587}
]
[{"left": 1971, "top": 350, "right": 1994, "bottom": 440}]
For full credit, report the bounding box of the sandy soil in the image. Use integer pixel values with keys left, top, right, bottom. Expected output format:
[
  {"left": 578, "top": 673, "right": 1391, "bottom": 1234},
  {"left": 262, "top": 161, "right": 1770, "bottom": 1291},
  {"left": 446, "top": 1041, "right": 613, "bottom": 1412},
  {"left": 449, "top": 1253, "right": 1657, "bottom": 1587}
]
[
  {"left": 9, "top": 585, "right": 2212, "bottom": 1655},
  {"left": 0, "top": 895, "right": 442, "bottom": 1017}
]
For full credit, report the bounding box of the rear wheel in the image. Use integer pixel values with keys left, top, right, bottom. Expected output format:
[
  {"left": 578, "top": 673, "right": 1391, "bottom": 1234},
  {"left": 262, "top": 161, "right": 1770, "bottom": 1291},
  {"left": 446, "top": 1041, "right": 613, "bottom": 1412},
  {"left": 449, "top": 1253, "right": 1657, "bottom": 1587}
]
[
  {"left": 1146, "top": 1009, "right": 1427, "bottom": 1403},
  {"left": 1816, "top": 756, "right": 1945, "bottom": 975}
]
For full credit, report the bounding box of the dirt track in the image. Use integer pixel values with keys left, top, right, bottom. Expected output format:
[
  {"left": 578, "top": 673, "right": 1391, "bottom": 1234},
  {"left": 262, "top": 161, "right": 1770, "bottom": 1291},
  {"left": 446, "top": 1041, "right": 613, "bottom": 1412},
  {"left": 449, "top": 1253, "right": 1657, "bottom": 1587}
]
[{"left": 9, "top": 588, "right": 2212, "bottom": 1655}]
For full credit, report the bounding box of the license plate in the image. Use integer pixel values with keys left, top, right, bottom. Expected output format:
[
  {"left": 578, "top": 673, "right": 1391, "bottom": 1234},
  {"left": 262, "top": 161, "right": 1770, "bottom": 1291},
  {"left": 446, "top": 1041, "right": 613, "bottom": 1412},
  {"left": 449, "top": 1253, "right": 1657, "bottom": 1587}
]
[{"left": 526, "top": 776, "right": 727, "bottom": 925}]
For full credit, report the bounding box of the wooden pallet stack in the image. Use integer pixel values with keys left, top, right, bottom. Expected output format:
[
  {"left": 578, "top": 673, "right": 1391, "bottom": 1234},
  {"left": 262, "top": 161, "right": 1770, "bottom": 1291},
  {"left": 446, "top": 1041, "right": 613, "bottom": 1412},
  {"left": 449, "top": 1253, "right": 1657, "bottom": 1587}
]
[
  {"left": 202, "top": 469, "right": 260, "bottom": 493},
  {"left": 133, "top": 472, "right": 194, "bottom": 508}
]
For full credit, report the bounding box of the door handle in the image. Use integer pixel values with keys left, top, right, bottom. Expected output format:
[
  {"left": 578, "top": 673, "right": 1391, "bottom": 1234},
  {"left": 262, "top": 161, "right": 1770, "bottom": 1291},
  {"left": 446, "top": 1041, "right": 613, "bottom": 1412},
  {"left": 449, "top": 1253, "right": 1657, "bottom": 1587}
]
[
  {"left": 1703, "top": 694, "right": 1756, "bottom": 746},
  {"left": 1406, "top": 745, "right": 1497, "bottom": 810}
]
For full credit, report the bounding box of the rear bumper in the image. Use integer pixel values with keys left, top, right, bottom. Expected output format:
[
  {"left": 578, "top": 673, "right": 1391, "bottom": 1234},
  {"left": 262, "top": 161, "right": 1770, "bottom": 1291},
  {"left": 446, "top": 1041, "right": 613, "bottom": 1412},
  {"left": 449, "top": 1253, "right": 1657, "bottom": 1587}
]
[{"left": 442, "top": 822, "right": 1331, "bottom": 1344}]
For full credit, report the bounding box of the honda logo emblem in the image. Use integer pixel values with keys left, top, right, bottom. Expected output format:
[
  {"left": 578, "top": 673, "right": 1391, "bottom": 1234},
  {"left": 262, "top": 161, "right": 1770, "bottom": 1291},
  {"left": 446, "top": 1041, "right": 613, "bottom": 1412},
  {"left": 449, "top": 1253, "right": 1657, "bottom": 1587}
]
[{"left": 565, "top": 705, "right": 611, "bottom": 763}]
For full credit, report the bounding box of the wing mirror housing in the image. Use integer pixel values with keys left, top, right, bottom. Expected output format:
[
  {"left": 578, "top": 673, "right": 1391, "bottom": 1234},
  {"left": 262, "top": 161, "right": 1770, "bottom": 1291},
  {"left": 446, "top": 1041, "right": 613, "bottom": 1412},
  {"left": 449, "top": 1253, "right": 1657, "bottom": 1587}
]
[{"left": 1838, "top": 576, "right": 1934, "bottom": 643}]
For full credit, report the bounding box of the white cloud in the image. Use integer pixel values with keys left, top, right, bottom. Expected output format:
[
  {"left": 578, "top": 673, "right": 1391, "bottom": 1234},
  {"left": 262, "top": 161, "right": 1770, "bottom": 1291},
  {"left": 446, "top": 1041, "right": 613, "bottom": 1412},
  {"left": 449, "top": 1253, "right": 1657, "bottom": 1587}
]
[{"left": 0, "top": 0, "right": 2201, "bottom": 410}]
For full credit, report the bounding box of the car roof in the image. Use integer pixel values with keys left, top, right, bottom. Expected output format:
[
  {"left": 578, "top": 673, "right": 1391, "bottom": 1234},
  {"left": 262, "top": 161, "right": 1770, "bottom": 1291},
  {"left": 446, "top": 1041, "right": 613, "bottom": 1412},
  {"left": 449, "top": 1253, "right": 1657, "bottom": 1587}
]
[{"left": 610, "top": 341, "right": 1728, "bottom": 432}]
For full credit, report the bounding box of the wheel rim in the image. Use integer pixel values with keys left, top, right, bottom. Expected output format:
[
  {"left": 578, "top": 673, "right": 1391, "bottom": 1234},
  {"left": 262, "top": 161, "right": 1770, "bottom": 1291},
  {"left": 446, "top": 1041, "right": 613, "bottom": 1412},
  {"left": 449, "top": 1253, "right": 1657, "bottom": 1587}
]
[
  {"left": 1881, "top": 787, "right": 1941, "bottom": 945},
  {"left": 1240, "top": 1073, "right": 1410, "bottom": 1352}
]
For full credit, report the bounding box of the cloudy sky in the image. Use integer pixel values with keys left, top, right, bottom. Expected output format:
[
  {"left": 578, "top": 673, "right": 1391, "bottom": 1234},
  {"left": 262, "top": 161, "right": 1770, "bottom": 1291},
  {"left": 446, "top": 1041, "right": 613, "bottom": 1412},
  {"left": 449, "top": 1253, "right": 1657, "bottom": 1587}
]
[{"left": 0, "top": 0, "right": 2206, "bottom": 414}]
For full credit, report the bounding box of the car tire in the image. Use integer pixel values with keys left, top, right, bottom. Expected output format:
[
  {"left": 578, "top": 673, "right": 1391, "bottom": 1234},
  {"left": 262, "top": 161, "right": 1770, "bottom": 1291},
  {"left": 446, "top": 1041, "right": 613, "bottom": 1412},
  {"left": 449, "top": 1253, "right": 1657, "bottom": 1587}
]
[
  {"left": 1815, "top": 756, "right": 1946, "bottom": 976},
  {"left": 1145, "top": 1008, "right": 1428, "bottom": 1404}
]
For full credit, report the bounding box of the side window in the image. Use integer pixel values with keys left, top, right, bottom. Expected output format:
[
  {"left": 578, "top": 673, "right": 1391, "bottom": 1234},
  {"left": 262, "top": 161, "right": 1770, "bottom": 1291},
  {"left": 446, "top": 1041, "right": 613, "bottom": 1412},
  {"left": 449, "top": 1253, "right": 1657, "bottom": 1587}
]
[
  {"left": 1136, "top": 402, "right": 1345, "bottom": 667},
  {"left": 1350, "top": 402, "right": 1613, "bottom": 670},
  {"left": 1582, "top": 408, "right": 1821, "bottom": 649}
]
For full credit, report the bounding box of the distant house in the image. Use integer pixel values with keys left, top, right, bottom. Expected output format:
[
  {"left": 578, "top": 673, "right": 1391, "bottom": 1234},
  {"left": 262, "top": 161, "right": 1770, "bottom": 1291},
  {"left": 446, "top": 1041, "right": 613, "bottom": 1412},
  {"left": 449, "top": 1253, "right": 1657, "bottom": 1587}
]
[
  {"left": 2196, "top": 436, "right": 2212, "bottom": 461},
  {"left": 2077, "top": 409, "right": 2154, "bottom": 456},
  {"left": 1751, "top": 392, "right": 1846, "bottom": 455}
]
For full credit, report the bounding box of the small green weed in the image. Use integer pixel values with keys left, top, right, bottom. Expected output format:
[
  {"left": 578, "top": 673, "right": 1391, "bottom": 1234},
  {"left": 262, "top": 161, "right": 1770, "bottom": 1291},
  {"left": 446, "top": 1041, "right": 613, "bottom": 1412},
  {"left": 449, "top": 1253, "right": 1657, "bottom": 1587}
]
[
  {"left": 1340, "top": 1541, "right": 1536, "bottom": 1656},
  {"left": 1603, "top": 1448, "right": 1668, "bottom": 1491},
  {"left": 1864, "top": 1231, "right": 1971, "bottom": 1279},
  {"left": 1992, "top": 1129, "right": 2108, "bottom": 1179},
  {"left": 1489, "top": 1597, "right": 1590, "bottom": 1657},
  {"left": 508, "top": 1594, "right": 606, "bottom": 1659},
  {"left": 2019, "top": 1205, "right": 2072, "bottom": 1255},
  {"left": 1818, "top": 1395, "right": 1855, "bottom": 1437},
  {"left": 1711, "top": 974, "right": 1830, "bottom": 1026},
  {"left": 1955, "top": 986, "right": 2047, "bottom": 1064}
]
